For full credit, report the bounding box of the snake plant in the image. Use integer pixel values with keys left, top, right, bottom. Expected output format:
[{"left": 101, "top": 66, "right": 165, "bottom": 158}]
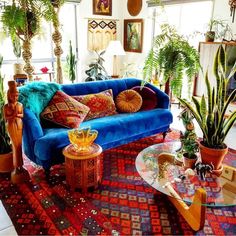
[{"left": 178, "top": 45, "right": 236, "bottom": 149}]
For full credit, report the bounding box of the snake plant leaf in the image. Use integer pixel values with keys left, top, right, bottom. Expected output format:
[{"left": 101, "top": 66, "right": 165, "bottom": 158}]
[
  {"left": 223, "top": 111, "right": 236, "bottom": 138},
  {"left": 218, "top": 44, "right": 226, "bottom": 76},
  {"left": 200, "top": 95, "right": 207, "bottom": 127},
  {"left": 227, "top": 60, "right": 236, "bottom": 81},
  {"left": 205, "top": 72, "right": 212, "bottom": 114}
]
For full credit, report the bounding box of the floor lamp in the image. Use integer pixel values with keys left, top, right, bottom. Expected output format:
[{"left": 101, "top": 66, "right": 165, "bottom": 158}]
[{"left": 106, "top": 40, "right": 126, "bottom": 78}]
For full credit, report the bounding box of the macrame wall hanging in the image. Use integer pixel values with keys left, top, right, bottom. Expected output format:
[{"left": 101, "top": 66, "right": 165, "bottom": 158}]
[
  {"left": 87, "top": 19, "right": 117, "bottom": 51},
  {"left": 229, "top": 0, "right": 236, "bottom": 23}
]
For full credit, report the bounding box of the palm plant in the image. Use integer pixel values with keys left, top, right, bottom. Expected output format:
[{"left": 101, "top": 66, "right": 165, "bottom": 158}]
[
  {"left": 178, "top": 45, "right": 236, "bottom": 149},
  {"left": 143, "top": 24, "right": 200, "bottom": 98}
]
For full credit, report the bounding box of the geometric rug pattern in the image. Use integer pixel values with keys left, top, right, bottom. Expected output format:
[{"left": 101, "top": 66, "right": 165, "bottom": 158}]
[{"left": 0, "top": 130, "right": 236, "bottom": 235}]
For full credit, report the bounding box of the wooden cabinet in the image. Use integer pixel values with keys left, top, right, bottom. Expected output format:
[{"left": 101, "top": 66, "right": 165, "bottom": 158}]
[{"left": 195, "top": 42, "right": 236, "bottom": 97}]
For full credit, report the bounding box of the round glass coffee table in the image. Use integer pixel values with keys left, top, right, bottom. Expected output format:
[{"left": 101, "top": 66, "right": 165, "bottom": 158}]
[{"left": 136, "top": 141, "right": 236, "bottom": 231}]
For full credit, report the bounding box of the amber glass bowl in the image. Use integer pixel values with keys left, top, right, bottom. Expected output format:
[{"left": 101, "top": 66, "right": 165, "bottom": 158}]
[{"left": 68, "top": 128, "right": 98, "bottom": 153}]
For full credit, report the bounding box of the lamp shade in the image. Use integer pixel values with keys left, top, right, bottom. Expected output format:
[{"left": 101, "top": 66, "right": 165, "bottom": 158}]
[{"left": 106, "top": 40, "right": 126, "bottom": 56}]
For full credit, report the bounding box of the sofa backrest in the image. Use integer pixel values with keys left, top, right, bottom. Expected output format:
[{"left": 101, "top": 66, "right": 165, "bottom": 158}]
[{"left": 61, "top": 78, "right": 142, "bottom": 97}]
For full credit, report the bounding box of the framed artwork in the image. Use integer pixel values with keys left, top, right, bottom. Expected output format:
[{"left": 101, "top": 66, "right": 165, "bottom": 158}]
[
  {"left": 93, "top": 0, "right": 112, "bottom": 16},
  {"left": 124, "top": 19, "right": 143, "bottom": 53}
]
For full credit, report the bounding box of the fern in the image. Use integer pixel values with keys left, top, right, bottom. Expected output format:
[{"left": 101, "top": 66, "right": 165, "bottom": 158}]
[{"left": 143, "top": 24, "right": 200, "bottom": 98}]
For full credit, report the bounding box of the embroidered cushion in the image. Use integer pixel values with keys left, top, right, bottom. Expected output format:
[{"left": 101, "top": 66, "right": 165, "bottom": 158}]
[
  {"left": 131, "top": 86, "right": 157, "bottom": 110},
  {"left": 41, "top": 91, "right": 90, "bottom": 128},
  {"left": 115, "top": 89, "right": 142, "bottom": 113},
  {"left": 72, "top": 89, "right": 117, "bottom": 121}
]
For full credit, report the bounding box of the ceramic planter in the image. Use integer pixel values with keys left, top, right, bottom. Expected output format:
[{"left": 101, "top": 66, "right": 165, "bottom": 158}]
[
  {"left": 183, "top": 153, "right": 198, "bottom": 169},
  {"left": 205, "top": 31, "right": 215, "bottom": 42},
  {"left": 199, "top": 141, "right": 228, "bottom": 176}
]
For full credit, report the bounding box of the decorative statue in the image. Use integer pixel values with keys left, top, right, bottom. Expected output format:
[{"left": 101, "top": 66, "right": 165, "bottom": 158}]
[
  {"left": 3, "top": 81, "right": 29, "bottom": 183},
  {"left": 195, "top": 162, "right": 214, "bottom": 181}
]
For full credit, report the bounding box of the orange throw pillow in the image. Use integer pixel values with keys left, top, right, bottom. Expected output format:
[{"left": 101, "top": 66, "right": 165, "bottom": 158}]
[{"left": 116, "top": 89, "right": 142, "bottom": 113}]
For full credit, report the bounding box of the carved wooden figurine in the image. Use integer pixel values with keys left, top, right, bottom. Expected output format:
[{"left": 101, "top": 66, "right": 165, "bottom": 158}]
[{"left": 3, "top": 81, "right": 29, "bottom": 183}]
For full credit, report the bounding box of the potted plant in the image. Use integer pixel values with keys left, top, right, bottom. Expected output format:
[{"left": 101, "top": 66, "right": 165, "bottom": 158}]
[
  {"left": 0, "top": 55, "right": 13, "bottom": 173},
  {"left": 85, "top": 50, "right": 111, "bottom": 81},
  {"left": 178, "top": 108, "right": 199, "bottom": 169},
  {"left": 12, "top": 37, "right": 24, "bottom": 75},
  {"left": 205, "top": 18, "right": 232, "bottom": 42},
  {"left": 143, "top": 24, "right": 200, "bottom": 98},
  {"left": 178, "top": 45, "right": 236, "bottom": 175},
  {"left": 66, "top": 40, "right": 77, "bottom": 83}
]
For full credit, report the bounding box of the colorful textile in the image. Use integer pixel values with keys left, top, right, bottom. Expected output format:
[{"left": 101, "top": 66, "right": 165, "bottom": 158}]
[
  {"left": 1, "top": 130, "right": 236, "bottom": 235},
  {"left": 73, "top": 89, "right": 117, "bottom": 121},
  {"left": 41, "top": 91, "right": 90, "bottom": 128}
]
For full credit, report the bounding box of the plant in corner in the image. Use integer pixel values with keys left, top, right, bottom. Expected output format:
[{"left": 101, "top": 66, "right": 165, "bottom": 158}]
[
  {"left": 178, "top": 45, "right": 236, "bottom": 175},
  {"left": 143, "top": 24, "right": 200, "bottom": 98},
  {"left": 178, "top": 108, "right": 199, "bottom": 169},
  {"left": 205, "top": 18, "right": 232, "bottom": 42},
  {"left": 85, "top": 50, "right": 111, "bottom": 81},
  {"left": 0, "top": 55, "right": 13, "bottom": 173}
]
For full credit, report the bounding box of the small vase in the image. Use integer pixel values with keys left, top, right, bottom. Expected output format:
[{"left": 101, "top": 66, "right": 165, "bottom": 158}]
[{"left": 183, "top": 153, "right": 198, "bottom": 169}]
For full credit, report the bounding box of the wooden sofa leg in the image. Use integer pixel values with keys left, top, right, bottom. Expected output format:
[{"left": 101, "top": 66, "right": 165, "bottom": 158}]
[
  {"left": 162, "top": 131, "right": 168, "bottom": 140},
  {"left": 44, "top": 168, "right": 51, "bottom": 179}
]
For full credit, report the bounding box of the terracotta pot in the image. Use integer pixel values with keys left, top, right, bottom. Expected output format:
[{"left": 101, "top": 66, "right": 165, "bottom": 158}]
[
  {"left": 183, "top": 153, "right": 197, "bottom": 169},
  {"left": 0, "top": 152, "right": 13, "bottom": 173},
  {"left": 199, "top": 141, "right": 228, "bottom": 176},
  {"left": 205, "top": 31, "right": 215, "bottom": 42}
]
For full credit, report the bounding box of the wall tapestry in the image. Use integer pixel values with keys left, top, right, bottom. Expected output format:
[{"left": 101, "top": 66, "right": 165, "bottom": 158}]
[{"left": 88, "top": 19, "right": 117, "bottom": 51}]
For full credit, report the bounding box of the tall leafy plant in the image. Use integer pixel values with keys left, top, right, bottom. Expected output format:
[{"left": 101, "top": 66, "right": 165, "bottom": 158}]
[
  {"left": 143, "top": 24, "right": 200, "bottom": 97},
  {"left": 178, "top": 45, "right": 236, "bottom": 149},
  {"left": 0, "top": 55, "right": 11, "bottom": 154}
]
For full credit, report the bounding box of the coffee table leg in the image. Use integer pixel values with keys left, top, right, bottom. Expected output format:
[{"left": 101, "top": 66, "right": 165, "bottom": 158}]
[{"left": 166, "top": 184, "right": 206, "bottom": 231}]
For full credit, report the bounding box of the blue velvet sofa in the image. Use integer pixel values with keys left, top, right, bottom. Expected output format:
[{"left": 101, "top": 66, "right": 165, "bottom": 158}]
[{"left": 21, "top": 78, "right": 173, "bottom": 172}]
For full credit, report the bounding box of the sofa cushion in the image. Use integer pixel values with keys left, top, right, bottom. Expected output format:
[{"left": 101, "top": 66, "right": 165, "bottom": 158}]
[
  {"left": 36, "top": 108, "right": 173, "bottom": 166},
  {"left": 116, "top": 89, "right": 142, "bottom": 113},
  {"left": 41, "top": 91, "right": 90, "bottom": 128},
  {"left": 131, "top": 86, "right": 157, "bottom": 110},
  {"left": 72, "top": 89, "right": 117, "bottom": 121}
]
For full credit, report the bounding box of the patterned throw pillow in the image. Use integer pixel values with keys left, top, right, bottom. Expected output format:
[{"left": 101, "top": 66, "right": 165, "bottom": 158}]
[
  {"left": 72, "top": 89, "right": 117, "bottom": 121},
  {"left": 131, "top": 86, "right": 157, "bottom": 110},
  {"left": 115, "top": 89, "right": 142, "bottom": 113},
  {"left": 41, "top": 91, "right": 90, "bottom": 128}
]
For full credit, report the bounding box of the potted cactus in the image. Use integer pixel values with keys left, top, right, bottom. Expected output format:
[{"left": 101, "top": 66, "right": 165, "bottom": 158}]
[
  {"left": 178, "top": 45, "right": 236, "bottom": 175},
  {"left": 0, "top": 55, "right": 13, "bottom": 172}
]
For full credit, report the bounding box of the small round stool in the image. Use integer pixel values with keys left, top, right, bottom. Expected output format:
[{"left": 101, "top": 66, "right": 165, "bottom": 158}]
[{"left": 63, "top": 143, "right": 102, "bottom": 192}]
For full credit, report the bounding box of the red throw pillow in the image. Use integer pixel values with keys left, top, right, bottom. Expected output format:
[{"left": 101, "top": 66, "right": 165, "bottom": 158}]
[
  {"left": 72, "top": 89, "right": 117, "bottom": 121},
  {"left": 131, "top": 86, "right": 157, "bottom": 110},
  {"left": 41, "top": 91, "right": 90, "bottom": 128}
]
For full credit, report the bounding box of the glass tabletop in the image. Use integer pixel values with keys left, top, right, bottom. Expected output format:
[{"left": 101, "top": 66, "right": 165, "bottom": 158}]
[{"left": 135, "top": 141, "right": 236, "bottom": 207}]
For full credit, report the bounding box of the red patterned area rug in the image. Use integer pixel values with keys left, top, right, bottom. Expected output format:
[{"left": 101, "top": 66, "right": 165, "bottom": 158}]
[{"left": 0, "top": 129, "right": 236, "bottom": 235}]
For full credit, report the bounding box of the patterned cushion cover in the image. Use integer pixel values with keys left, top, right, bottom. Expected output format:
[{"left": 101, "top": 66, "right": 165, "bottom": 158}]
[
  {"left": 115, "top": 89, "right": 142, "bottom": 113},
  {"left": 41, "top": 91, "right": 90, "bottom": 128},
  {"left": 131, "top": 86, "right": 157, "bottom": 110},
  {"left": 72, "top": 89, "right": 117, "bottom": 121}
]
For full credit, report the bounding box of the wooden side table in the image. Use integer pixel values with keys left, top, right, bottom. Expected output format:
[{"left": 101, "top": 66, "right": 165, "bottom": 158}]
[{"left": 63, "top": 143, "right": 103, "bottom": 193}]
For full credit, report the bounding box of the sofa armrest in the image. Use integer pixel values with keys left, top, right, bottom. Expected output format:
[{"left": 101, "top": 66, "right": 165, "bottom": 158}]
[
  {"left": 145, "top": 83, "right": 170, "bottom": 109},
  {"left": 22, "top": 108, "right": 44, "bottom": 162}
]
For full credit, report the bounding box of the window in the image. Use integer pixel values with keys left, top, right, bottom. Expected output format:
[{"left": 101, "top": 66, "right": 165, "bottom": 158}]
[{"left": 0, "top": 3, "right": 78, "bottom": 83}]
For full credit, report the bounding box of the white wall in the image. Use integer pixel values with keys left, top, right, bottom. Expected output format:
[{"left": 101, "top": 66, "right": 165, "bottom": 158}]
[
  {"left": 76, "top": 0, "right": 124, "bottom": 81},
  {"left": 75, "top": 0, "right": 235, "bottom": 82},
  {"left": 212, "top": 0, "right": 236, "bottom": 37}
]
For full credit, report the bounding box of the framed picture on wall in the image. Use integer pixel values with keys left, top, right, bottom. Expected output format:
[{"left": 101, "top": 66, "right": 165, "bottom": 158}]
[
  {"left": 93, "top": 0, "right": 112, "bottom": 16},
  {"left": 124, "top": 19, "right": 143, "bottom": 53}
]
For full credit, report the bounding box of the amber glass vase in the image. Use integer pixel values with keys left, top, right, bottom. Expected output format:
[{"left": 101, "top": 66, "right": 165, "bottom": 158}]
[{"left": 68, "top": 128, "right": 98, "bottom": 153}]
